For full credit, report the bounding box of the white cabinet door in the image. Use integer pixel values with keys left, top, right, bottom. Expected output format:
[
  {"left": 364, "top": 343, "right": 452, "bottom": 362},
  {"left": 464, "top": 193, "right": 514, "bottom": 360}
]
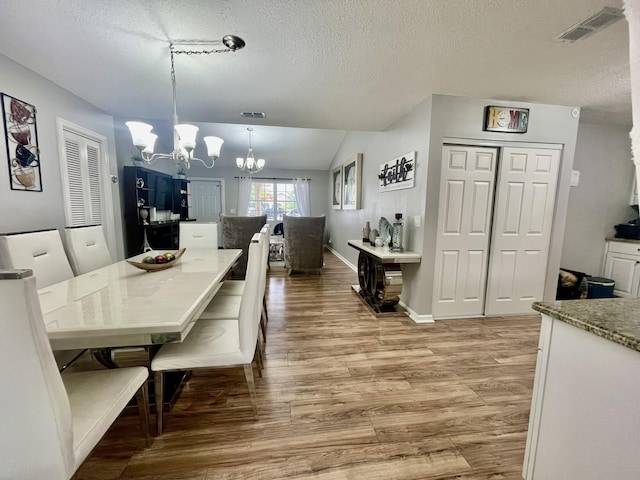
[{"left": 603, "top": 252, "right": 640, "bottom": 297}]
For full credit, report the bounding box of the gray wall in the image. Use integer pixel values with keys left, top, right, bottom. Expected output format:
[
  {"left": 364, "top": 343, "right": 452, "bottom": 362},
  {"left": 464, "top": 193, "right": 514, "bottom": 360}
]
[
  {"left": 561, "top": 122, "right": 634, "bottom": 275},
  {"left": 326, "top": 94, "right": 581, "bottom": 318},
  {"left": 0, "top": 54, "right": 124, "bottom": 258}
]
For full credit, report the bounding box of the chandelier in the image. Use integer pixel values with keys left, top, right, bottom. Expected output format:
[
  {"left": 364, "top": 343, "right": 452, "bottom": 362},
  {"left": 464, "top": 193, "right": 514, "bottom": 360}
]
[
  {"left": 236, "top": 127, "right": 266, "bottom": 174},
  {"left": 126, "top": 35, "right": 246, "bottom": 169}
]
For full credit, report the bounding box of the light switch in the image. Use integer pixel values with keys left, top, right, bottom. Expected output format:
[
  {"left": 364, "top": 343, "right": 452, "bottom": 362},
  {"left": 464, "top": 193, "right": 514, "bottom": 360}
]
[
  {"left": 570, "top": 170, "right": 580, "bottom": 187},
  {"left": 414, "top": 215, "right": 421, "bottom": 228},
  {"left": 230, "top": 208, "right": 236, "bottom": 214}
]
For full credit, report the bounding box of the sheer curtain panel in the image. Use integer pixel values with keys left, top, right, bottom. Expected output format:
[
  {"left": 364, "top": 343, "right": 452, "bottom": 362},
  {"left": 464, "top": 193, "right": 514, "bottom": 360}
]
[{"left": 293, "top": 178, "right": 310, "bottom": 216}]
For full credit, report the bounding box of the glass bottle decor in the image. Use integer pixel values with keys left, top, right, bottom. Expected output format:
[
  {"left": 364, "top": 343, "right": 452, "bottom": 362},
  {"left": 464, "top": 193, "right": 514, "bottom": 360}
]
[
  {"left": 391, "top": 213, "right": 404, "bottom": 252},
  {"left": 363, "top": 221, "right": 371, "bottom": 242}
]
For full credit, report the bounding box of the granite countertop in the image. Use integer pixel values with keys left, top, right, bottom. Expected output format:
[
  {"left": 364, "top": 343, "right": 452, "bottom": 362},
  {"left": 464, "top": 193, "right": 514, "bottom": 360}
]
[
  {"left": 532, "top": 299, "right": 640, "bottom": 352},
  {"left": 606, "top": 236, "right": 640, "bottom": 244}
]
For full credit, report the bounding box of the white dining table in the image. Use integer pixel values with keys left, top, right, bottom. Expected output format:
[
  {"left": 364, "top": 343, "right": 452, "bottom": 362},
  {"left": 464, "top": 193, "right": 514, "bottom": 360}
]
[{"left": 40, "top": 248, "right": 242, "bottom": 350}]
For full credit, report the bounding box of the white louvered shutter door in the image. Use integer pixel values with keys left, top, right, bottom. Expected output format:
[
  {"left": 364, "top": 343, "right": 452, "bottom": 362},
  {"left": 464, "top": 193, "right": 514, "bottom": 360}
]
[
  {"left": 86, "top": 142, "right": 103, "bottom": 224},
  {"left": 61, "top": 130, "right": 103, "bottom": 226}
]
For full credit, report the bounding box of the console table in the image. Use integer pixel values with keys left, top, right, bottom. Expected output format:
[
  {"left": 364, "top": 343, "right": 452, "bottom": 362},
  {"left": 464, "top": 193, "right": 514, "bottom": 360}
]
[{"left": 348, "top": 240, "right": 421, "bottom": 314}]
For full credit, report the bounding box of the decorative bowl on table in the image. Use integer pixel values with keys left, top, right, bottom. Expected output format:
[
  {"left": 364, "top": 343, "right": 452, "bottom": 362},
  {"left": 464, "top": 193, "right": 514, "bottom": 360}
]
[{"left": 127, "top": 248, "right": 186, "bottom": 272}]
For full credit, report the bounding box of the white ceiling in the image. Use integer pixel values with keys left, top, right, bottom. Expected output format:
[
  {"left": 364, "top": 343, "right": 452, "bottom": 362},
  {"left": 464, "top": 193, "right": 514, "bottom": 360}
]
[{"left": 0, "top": 0, "right": 632, "bottom": 170}]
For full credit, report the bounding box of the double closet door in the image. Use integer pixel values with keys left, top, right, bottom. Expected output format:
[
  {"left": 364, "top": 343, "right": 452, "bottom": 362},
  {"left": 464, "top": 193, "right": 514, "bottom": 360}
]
[{"left": 432, "top": 145, "right": 560, "bottom": 318}]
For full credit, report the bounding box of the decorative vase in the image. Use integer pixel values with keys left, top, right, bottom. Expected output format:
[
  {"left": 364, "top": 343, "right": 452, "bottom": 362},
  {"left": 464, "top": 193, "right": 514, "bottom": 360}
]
[
  {"left": 139, "top": 208, "right": 149, "bottom": 225},
  {"left": 369, "top": 228, "right": 379, "bottom": 245},
  {"left": 362, "top": 221, "right": 371, "bottom": 242}
]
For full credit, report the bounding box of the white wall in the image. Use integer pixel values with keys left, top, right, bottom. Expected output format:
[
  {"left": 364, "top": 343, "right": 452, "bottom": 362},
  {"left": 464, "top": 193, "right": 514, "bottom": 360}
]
[
  {"left": 561, "top": 122, "right": 634, "bottom": 275},
  {"left": 0, "top": 54, "right": 124, "bottom": 258},
  {"left": 326, "top": 94, "right": 581, "bottom": 318}
]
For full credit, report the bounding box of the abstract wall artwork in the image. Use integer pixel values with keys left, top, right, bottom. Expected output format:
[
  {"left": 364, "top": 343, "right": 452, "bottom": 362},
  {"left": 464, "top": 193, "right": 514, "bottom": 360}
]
[
  {"left": 332, "top": 164, "right": 343, "bottom": 209},
  {"left": 342, "top": 153, "right": 362, "bottom": 210},
  {"left": 2, "top": 93, "right": 42, "bottom": 191}
]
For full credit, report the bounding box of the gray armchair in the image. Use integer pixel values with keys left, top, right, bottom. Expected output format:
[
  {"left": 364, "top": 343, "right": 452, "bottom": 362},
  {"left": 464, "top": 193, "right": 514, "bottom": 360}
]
[
  {"left": 221, "top": 214, "right": 267, "bottom": 277},
  {"left": 283, "top": 215, "right": 325, "bottom": 275}
]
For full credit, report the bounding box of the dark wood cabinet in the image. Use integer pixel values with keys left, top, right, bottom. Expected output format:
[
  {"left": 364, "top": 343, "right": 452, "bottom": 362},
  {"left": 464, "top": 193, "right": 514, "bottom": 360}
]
[
  {"left": 123, "top": 166, "right": 181, "bottom": 257},
  {"left": 173, "top": 178, "right": 191, "bottom": 220}
]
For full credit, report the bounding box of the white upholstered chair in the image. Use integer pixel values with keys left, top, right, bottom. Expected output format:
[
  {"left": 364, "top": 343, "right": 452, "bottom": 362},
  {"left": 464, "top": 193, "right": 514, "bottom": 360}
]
[
  {"left": 179, "top": 221, "right": 218, "bottom": 250},
  {"left": 151, "top": 240, "right": 264, "bottom": 434},
  {"left": 64, "top": 225, "right": 112, "bottom": 275},
  {"left": 0, "top": 229, "right": 82, "bottom": 370},
  {"left": 200, "top": 227, "right": 271, "bottom": 343},
  {"left": 0, "top": 229, "right": 74, "bottom": 289},
  {"left": 0, "top": 269, "right": 150, "bottom": 480}
]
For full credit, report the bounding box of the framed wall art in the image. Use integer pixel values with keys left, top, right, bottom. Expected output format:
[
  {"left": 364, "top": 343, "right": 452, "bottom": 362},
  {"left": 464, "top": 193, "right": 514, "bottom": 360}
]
[
  {"left": 342, "top": 153, "right": 362, "bottom": 210},
  {"left": 331, "top": 164, "right": 343, "bottom": 209},
  {"left": 2, "top": 93, "right": 42, "bottom": 191}
]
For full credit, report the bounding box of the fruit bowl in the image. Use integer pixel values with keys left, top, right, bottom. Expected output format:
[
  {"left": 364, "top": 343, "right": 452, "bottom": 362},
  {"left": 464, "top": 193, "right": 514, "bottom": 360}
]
[{"left": 127, "top": 248, "right": 186, "bottom": 272}]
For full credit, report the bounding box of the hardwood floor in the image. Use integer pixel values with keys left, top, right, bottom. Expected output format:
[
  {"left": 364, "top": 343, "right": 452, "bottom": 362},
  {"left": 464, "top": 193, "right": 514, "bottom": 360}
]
[{"left": 76, "top": 251, "right": 541, "bottom": 480}]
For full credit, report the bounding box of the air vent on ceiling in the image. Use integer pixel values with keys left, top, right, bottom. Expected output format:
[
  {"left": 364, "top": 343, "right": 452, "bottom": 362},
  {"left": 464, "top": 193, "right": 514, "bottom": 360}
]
[
  {"left": 556, "top": 6, "right": 624, "bottom": 43},
  {"left": 241, "top": 112, "right": 266, "bottom": 119}
]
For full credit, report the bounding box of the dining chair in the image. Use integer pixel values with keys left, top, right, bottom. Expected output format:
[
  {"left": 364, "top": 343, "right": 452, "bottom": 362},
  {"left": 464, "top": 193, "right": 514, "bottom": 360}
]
[
  {"left": 221, "top": 214, "right": 267, "bottom": 277},
  {"left": 64, "top": 225, "right": 113, "bottom": 275},
  {"left": 0, "top": 229, "right": 83, "bottom": 370},
  {"left": 0, "top": 229, "right": 74, "bottom": 289},
  {"left": 151, "top": 241, "right": 264, "bottom": 434},
  {"left": 201, "top": 226, "right": 271, "bottom": 344},
  {"left": 283, "top": 215, "right": 326, "bottom": 275},
  {"left": 179, "top": 221, "right": 218, "bottom": 250},
  {"left": 0, "top": 269, "right": 150, "bottom": 480}
]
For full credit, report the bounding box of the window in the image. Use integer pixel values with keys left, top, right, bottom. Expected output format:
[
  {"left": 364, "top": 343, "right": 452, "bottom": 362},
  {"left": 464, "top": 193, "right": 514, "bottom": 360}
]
[{"left": 248, "top": 182, "right": 300, "bottom": 220}]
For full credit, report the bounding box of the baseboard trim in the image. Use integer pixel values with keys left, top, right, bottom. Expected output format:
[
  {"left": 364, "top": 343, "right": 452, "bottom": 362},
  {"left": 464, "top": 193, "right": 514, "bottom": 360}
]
[
  {"left": 399, "top": 300, "right": 435, "bottom": 324},
  {"left": 327, "top": 246, "right": 357, "bottom": 272}
]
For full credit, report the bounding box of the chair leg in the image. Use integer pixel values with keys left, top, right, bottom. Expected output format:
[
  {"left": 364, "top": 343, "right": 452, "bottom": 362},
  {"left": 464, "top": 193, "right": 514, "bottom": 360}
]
[
  {"left": 243, "top": 363, "right": 259, "bottom": 419},
  {"left": 254, "top": 344, "right": 263, "bottom": 376},
  {"left": 136, "top": 381, "right": 151, "bottom": 444},
  {"left": 260, "top": 311, "right": 268, "bottom": 345},
  {"left": 263, "top": 296, "right": 269, "bottom": 325},
  {"left": 154, "top": 370, "right": 165, "bottom": 436}
]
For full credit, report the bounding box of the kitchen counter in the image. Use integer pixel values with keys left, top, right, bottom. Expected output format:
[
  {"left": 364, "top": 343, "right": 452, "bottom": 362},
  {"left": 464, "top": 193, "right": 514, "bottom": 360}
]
[
  {"left": 605, "top": 236, "right": 640, "bottom": 244},
  {"left": 531, "top": 298, "right": 640, "bottom": 352},
  {"left": 524, "top": 298, "right": 640, "bottom": 479}
]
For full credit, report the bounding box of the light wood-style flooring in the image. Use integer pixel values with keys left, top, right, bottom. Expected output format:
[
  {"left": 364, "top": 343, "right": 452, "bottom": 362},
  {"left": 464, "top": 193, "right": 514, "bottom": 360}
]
[{"left": 76, "top": 250, "right": 541, "bottom": 480}]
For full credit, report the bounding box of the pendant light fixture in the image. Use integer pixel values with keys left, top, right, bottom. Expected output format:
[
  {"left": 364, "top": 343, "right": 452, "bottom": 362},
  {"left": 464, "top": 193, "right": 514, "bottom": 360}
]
[
  {"left": 236, "top": 127, "right": 266, "bottom": 174},
  {"left": 126, "top": 35, "right": 246, "bottom": 169}
]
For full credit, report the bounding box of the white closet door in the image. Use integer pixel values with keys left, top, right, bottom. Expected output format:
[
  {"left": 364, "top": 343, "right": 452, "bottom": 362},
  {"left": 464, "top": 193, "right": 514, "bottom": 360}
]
[
  {"left": 432, "top": 145, "right": 498, "bottom": 317},
  {"left": 485, "top": 147, "right": 560, "bottom": 315}
]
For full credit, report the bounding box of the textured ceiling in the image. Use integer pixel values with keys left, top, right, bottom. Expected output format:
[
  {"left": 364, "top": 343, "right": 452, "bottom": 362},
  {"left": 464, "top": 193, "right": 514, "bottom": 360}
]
[{"left": 0, "top": 0, "right": 632, "bottom": 169}]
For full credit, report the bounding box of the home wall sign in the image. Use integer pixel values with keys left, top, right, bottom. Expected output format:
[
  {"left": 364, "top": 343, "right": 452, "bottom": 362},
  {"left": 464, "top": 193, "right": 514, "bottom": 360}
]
[
  {"left": 483, "top": 106, "right": 529, "bottom": 133},
  {"left": 379, "top": 151, "right": 415, "bottom": 192},
  {"left": 2, "top": 93, "right": 42, "bottom": 191}
]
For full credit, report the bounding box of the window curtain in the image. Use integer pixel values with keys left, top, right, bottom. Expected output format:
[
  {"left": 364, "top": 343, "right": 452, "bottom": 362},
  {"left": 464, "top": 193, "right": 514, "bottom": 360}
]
[
  {"left": 238, "top": 176, "right": 252, "bottom": 216},
  {"left": 625, "top": 1, "right": 640, "bottom": 193},
  {"left": 293, "top": 178, "right": 310, "bottom": 216}
]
